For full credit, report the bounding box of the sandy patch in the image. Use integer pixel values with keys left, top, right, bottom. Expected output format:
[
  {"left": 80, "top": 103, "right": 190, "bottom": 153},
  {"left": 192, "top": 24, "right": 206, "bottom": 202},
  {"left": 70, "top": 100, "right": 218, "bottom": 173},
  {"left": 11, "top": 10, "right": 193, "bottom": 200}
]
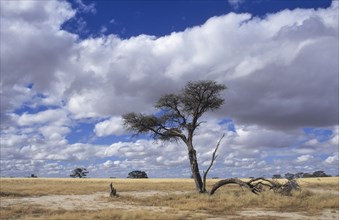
[
  {"left": 0, "top": 191, "right": 188, "bottom": 211},
  {"left": 120, "top": 190, "right": 190, "bottom": 198}
]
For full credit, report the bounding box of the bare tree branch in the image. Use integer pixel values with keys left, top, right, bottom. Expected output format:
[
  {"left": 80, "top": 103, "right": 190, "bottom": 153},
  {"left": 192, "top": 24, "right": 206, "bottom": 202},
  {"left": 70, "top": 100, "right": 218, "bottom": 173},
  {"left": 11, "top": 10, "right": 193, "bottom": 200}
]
[{"left": 202, "top": 133, "right": 225, "bottom": 192}]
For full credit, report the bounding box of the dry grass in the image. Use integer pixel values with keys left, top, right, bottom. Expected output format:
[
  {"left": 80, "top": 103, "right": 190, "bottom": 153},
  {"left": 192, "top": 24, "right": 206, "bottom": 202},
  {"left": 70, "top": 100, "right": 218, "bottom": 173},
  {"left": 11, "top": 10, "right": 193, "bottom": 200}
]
[
  {"left": 0, "top": 178, "right": 196, "bottom": 196},
  {"left": 118, "top": 187, "right": 338, "bottom": 213},
  {"left": 298, "top": 177, "right": 339, "bottom": 191},
  {"left": 1, "top": 205, "right": 193, "bottom": 220},
  {"left": 1, "top": 177, "right": 337, "bottom": 196},
  {"left": 1, "top": 177, "right": 338, "bottom": 219}
]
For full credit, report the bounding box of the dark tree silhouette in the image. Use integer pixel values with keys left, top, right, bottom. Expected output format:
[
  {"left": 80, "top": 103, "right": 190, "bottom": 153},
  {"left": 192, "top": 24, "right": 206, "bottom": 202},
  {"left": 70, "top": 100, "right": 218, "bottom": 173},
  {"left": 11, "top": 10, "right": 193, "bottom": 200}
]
[
  {"left": 127, "top": 170, "right": 148, "bottom": 178},
  {"left": 284, "top": 173, "right": 295, "bottom": 180},
  {"left": 123, "top": 80, "right": 226, "bottom": 192},
  {"left": 70, "top": 167, "right": 89, "bottom": 178},
  {"left": 272, "top": 174, "right": 282, "bottom": 179},
  {"left": 312, "top": 170, "right": 330, "bottom": 177}
]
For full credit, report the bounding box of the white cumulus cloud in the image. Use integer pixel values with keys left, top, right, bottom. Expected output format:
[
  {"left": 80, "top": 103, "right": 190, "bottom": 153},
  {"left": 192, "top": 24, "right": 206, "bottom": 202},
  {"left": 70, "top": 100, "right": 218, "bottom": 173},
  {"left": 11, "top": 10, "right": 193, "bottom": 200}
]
[
  {"left": 94, "top": 117, "right": 125, "bottom": 137},
  {"left": 296, "top": 154, "right": 314, "bottom": 163},
  {"left": 0, "top": 0, "right": 338, "bottom": 177}
]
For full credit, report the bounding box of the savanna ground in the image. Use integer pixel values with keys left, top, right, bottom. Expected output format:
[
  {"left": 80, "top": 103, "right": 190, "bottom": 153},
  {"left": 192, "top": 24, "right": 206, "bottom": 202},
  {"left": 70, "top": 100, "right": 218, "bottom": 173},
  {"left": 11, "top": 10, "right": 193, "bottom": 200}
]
[{"left": 0, "top": 177, "right": 338, "bottom": 219}]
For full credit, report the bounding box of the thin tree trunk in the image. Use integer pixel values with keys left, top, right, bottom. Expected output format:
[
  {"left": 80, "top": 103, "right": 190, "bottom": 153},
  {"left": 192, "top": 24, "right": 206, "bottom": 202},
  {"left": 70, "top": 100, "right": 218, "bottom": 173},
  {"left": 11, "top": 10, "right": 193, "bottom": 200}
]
[
  {"left": 188, "top": 147, "right": 205, "bottom": 193},
  {"left": 185, "top": 129, "right": 205, "bottom": 193}
]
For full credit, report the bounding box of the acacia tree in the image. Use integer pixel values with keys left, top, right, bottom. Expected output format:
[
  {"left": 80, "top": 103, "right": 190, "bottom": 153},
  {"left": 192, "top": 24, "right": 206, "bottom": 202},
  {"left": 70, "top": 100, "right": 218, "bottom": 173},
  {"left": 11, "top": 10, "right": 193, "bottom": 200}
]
[
  {"left": 122, "top": 80, "right": 226, "bottom": 193},
  {"left": 127, "top": 170, "right": 148, "bottom": 178}
]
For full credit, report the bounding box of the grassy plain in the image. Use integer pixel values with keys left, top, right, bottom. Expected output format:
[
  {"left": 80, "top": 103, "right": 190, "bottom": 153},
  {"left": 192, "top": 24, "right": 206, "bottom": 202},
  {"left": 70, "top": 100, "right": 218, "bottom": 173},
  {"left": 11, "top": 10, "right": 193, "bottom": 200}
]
[{"left": 0, "top": 177, "right": 338, "bottom": 219}]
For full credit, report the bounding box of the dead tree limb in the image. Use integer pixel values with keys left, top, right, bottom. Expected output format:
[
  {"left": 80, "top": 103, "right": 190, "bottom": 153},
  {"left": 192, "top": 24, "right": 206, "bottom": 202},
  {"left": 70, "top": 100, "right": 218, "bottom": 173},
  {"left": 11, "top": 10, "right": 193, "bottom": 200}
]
[
  {"left": 275, "top": 179, "right": 301, "bottom": 196},
  {"left": 202, "top": 133, "right": 225, "bottom": 192},
  {"left": 209, "top": 178, "right": 260, "bottom": 195},
  {"left": 248, "top": 177, "right": 280, "bottom": 191},
  {"left": 210, "top": 178, "right": 301, "bottom": 196}
]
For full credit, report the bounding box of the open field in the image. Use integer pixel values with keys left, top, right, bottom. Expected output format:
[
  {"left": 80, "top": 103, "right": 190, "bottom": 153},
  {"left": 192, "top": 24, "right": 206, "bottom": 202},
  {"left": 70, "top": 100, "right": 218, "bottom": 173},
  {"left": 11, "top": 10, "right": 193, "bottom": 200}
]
[{"left": 1, "top": 177, "right": 338, "bottom": 219}]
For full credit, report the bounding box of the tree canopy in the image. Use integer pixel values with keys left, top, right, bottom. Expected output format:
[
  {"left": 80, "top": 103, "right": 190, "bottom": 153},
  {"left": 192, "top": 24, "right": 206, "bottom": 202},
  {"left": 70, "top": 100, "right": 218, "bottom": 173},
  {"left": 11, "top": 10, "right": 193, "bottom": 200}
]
[
  {"left": 123, "top": 80, "right": 226, "bottom": 142},
  {"left": 127, "top": 170, "right": 148, "bottom": 178}
]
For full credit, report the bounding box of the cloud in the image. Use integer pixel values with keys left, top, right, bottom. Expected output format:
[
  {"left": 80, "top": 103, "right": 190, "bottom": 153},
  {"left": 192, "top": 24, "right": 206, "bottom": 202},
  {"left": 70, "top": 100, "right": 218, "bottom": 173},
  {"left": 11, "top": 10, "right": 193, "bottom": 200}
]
[
  {"left": 0, "top": 0, "right": 338, "bottom": 177},
  {"left": 296, "top": 154, "right": 314, "bottom": 163},
  {"left": 74, "top": 0, "right": 96, "bottom": 14},
  {"left": 94, "top": 117, "right": 125, "bottom": 137},
  {"left": 109, "top": 18, "right": 117, "bottom": 25},
  {"left": 1, "top": 114, "right": 337, "bottom": 177},
  {"left": 228, "top": 0, "right": 244, "bottom": 10},
  {"left": 324, "top": 153, "right": 338, "bottom": 165},
  {"left": 100, "top": 25, "right": 108, "bottom": 34},
  {"left": 0, "top": 0, "right": 76, "bottom": 122},
  {"left": 15, "top": 109, "right": 67, "bottom": 126},
  {"left": 2, "top": 1, "right": 338, "bottom": 126},
  {"left": 65, "top": 5, "right": 337, "bottom": 130}
]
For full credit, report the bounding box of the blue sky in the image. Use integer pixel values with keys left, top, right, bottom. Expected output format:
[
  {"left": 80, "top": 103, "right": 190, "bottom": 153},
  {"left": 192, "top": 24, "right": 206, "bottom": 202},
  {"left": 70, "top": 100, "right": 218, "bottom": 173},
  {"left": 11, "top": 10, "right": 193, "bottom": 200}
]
[
  {"left": 0, "top": 0, "right": 338, "bottom": 178},
  {"left": 63, "top": 0, "right": 332, "bottom": 38}
]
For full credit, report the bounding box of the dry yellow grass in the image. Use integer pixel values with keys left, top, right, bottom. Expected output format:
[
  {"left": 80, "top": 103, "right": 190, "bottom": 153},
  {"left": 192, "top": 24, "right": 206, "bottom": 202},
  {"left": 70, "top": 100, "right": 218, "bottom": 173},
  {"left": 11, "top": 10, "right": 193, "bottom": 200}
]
[
  {"left": 1, "top": 177, "right": 337, "bottom": 196},
  {"left": 298, "top": 177, "right": 339, "bottom": 191},
  {"left": 1, "top": 177, "right": 338, "bottom": 219},
  {"left": 1, "top": 206, "right": 192, "bottom": 220},
  {"left": 0, "top": 178, "right": 197, "bottom": 196}
]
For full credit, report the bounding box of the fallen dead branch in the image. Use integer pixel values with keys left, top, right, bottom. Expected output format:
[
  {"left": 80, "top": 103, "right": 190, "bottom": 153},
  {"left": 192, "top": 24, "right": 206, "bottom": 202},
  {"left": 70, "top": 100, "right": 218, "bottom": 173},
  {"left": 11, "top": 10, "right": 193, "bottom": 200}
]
[{"left": 210, "top": 178, "right": 301, "bottom": 196}]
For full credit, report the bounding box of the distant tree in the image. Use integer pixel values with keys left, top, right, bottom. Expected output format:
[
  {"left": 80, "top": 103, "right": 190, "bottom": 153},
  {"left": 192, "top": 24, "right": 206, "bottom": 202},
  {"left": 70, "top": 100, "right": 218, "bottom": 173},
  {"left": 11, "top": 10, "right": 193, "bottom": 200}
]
[
  {"left": 293, "top": 171, "right": 331, "bottom": 178},
  {"left": 284, "top": 173, "right": 295, "bottom": 180},
  {"left": 127, "top": 170, "right": 148, "bottom": 178},
  {"left": 302, "top": 173, "right": 313, "bottom": 178},
  {"left": 30, "top": 174, "right": 37, "bottom": 178},
  {"left": 312, "top": 170, "right": 330, "bottom": 177},
  {"left": 272, "top": 174, "right": 282, "bottom": 179},
  {"left": 123, "top": 80, "right": 226, "bottom": 193},
  {"left": 295, "top": 172, "right": 305, "bottom": 178},
  {"left": 70, "top": 168, "right": 88, "bottom": 178}
]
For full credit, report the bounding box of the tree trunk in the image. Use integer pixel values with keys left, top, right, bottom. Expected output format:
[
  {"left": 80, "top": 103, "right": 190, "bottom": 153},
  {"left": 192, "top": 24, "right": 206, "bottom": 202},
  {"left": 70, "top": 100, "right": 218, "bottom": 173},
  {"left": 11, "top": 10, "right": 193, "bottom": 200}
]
[{"left": 188, "top": 147, "right": 205, "bottom": 193}]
